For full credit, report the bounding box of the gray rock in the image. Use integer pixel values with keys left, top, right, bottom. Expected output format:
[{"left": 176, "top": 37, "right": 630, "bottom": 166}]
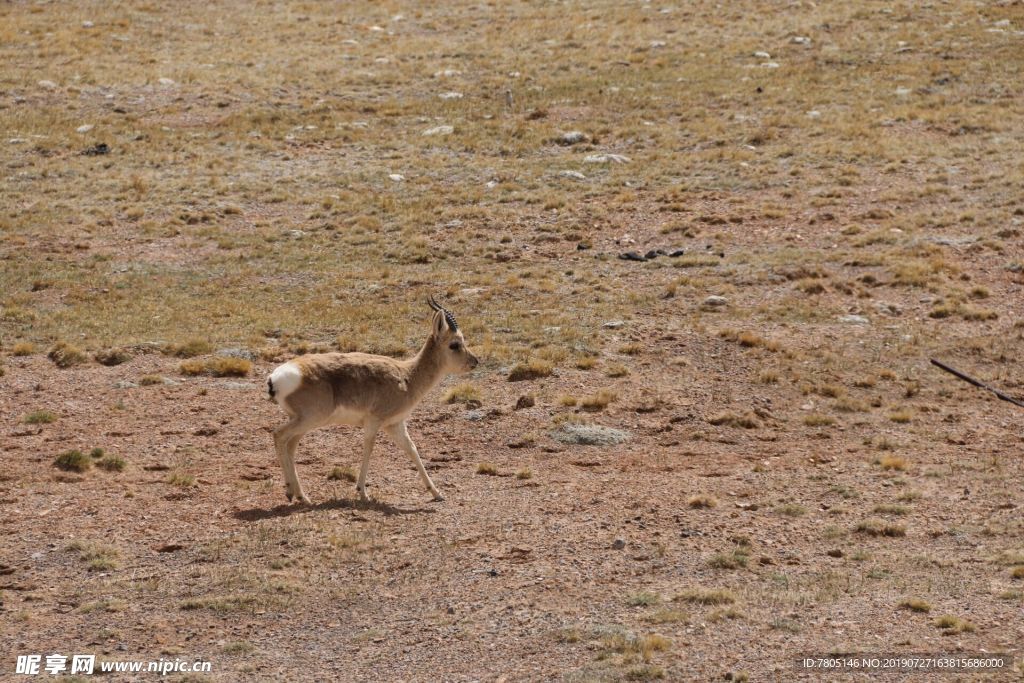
[
  {"left": 114, "top": 380, "right": 139, "bottom": 389},
  {"left": 464, "top": 409, "right": 486, "bottom": 421},
  {"left": 584, "top": 153, "right": 630, "bottom": 164},
  {"left": 559, "top": 170, "right": 587, "bottom": 180},
  {"left": 216, "top": 347, "right": 256, "bottom": 360},
  {"left": 422, "top": 125, "right": 454, "bottom": 136},
  {"left": 702, "top": 295, "right": 729, "bottom": 308},
  {"left": 557, "top": 131, "right": 588, "bottom": 145},
  {"left": 872, "top": 301, "right": 901, "bottom": 316},
  {"left": 602, "top": 320, "right": 625, "bottom": 329},
  {"left": 838, "top": 314, "right": 870, "bottom": 324},
  {"left": 612, "top": 538, "right": 626, "bottom": 550},
  {"left": 219, "top": 381, "right": 253, "bottom": 390},
  {"left": 550, "top": 424, "right": 630, "bottom": 446}
]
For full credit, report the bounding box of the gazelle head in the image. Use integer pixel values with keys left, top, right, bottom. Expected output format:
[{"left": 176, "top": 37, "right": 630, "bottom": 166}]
[{"left": 428, "top": 296, "right": 478, "bottom": 373}]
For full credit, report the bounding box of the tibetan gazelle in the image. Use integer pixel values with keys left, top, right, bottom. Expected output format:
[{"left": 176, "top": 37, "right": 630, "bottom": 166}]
[{"left": 267, "top": 297, "right": 478, "bottom": 504}]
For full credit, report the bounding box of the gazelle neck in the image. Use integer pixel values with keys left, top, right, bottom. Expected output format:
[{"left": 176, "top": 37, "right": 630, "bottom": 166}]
[{"left": 406, "top": 336, "right": 447, "bottom": 399}]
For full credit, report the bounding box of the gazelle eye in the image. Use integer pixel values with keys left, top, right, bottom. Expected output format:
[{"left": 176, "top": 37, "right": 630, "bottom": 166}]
[{"left": 449, "top": 342, "right": 461, "bottom": 351}]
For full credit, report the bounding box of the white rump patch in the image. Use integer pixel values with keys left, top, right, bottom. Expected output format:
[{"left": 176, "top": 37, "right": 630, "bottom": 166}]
[{"left": 269, "top": 362, "right": 302, "bottom": 407}]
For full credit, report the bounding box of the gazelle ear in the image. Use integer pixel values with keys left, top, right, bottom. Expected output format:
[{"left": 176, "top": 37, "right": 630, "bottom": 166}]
[{"left": 432, "top": 310, "right": 448, "bottom": 337}]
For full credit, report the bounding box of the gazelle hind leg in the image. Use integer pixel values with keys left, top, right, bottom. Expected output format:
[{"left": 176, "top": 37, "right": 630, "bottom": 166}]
[
  {"left": 273, "top": 418, "right": 311, "bottom": 504},
  {"left": 385, "top": 421, "right": 443, "bottom": 501},
  {"left": 283, "top": 434, "right": 311, "bottom": 505}
]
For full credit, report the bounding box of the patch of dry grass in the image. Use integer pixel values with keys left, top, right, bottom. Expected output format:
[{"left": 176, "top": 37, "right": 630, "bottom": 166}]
[
  {"left": 442, "top": 383, "right": 481, "bottom": 405},
  {"left": 508, "top": 359, "right": 553, "bottom": 382},
  {"left": 180, "top": 357, "right": 251, "bottom": 377}
]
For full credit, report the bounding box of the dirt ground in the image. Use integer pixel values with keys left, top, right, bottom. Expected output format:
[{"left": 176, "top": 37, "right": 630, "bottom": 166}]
[{"left": 3, "top": 0, "right": 1024, "bottom": 681}]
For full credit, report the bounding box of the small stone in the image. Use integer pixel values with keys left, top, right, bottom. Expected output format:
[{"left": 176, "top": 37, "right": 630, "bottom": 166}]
[
  {"left": 619, "top": 251, "right": 646, "bottom": 262},
  {"left": 838, "top": 314, "right": 869, "bottom": 324},
  {"left": 611, "top": 538, "right": 626, "bottom": 550},
  {"left": 515, "top": 395, "right": 535, "bottom": 410},
  {"left": 760, "top": 62, "right": 780, "bottom": 69},
  {"left": 827, "top": 549, "right": 844, "bottom": 558},
  {"left": 114, "top": 380, "right": 139, "bottom": 389},
  {"left": 433, "top": 69, "right": 462, "bottom": 78},
  {"left": 668, "top": 249, "right": 685, "bottom": 257},
  {"left": 806, "top": 110, "right": 821, "bottom": 118},
  {"left": 792, "top": 36, "right": 811, "bottom": 45},
  {"left": 438, "top": 92, "right": 463, "bottom": 100},
  {"left": 557, "top": 131, "right": 588, "bottom": 145},
  {"left": 82, "top": 20, "right": 94, "bottom": 28},
  {"left": 422, "top": 125, "right": 454, "bottom": 136},
  {"left": 702, "top": 295, "right": 728, "bottom": 308},
  {"left": 644, "top": 249, "right": 660, "bottom": 260},
  {"left": 76, "top": 124, "right": 94, "bottom": 134},
  {"left": 38, "top": 80, "right": 57, "bottom": 90},
  {"left": 602, "top": 320, "right": 625, "bottom": 329},
  {"left": 753, "top": 51, "right": 771, "bottom": 59},
  {"left": 388, "top": 173, "right": 405, "bottom": 182},
  {"left": 559, "top": 170, "right": 587, "bottom": 180},
  {"left": 288, "top": 229, "right": 306, "bottom": 239},
  {"left": 158, "top": 77, "right": 175, "bottom": 86},
  {"left": 464, "top": 409, "right": 486, "bottom": 421}
]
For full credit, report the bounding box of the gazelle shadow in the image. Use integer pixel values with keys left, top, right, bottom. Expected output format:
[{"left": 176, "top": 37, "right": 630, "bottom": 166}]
[{"left": 233, "top": 496, "right": 438, "bottom": 522}]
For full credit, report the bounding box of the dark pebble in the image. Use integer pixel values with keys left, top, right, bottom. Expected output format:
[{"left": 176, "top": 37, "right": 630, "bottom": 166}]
[
  {"left": 619, "top": 251, "right": 646, "bottom": 262},
  {"left": 644, "top": 250, "right": 659, "bottom": 260},
  {"left": 668, "top": 249, "right": 685, "bottom": 257}
]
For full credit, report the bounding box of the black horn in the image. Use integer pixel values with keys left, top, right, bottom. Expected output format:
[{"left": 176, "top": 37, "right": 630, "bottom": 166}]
[{"left": 427, "top": 295, "right": 458, "bottom": 332}]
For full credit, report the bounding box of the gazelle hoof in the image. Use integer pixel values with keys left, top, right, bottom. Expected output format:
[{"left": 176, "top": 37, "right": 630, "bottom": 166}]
[{"left": 431, "top": 492, "right": 445, "bottom": 502}]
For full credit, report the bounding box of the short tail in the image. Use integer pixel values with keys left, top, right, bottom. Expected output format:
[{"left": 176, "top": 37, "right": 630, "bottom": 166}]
[{"left": 267, "top": 377, "right": 276, "bottom": 401}]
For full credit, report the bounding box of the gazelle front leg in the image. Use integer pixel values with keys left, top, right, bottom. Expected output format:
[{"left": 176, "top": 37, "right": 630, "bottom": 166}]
[
  {"left": 356, "top": 421, "right": 380, "bottom": 501},
  {"left": 385, "top": 421, "right": 443, "bottom": 501}
]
